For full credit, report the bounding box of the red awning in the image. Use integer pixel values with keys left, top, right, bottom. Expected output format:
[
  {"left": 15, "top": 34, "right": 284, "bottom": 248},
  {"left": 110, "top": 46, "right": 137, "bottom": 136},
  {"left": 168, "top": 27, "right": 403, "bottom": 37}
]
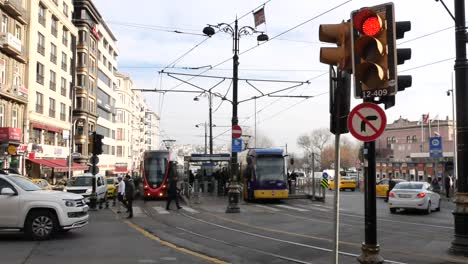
[
  {"left": 28, "top": 159, "right": 88, "bottom": 172},
  {"left": 113, "top": 167, "right": 128, "bottom": 174}
]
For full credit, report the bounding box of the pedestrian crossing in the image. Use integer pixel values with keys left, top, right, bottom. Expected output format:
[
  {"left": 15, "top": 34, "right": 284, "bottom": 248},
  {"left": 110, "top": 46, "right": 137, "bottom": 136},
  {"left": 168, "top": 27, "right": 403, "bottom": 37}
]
[{"left": 121, "top": 202, "right": 335, "bottom": 217}]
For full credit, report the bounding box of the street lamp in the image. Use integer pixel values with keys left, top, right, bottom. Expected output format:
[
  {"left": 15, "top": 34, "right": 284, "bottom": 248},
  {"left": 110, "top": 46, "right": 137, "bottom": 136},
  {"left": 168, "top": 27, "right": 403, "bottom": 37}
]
[
  {"left": 194, "top": 93, "right": 213, "bottom": 155},
  {"left": 447, "top": 88, "right": 457, "bottom": 186},
  {"left": 195, "top": 123, "right": 208, "bottom": 154},
  {"left": 203, "top": 19, "right": 268, "bottom": 213}
]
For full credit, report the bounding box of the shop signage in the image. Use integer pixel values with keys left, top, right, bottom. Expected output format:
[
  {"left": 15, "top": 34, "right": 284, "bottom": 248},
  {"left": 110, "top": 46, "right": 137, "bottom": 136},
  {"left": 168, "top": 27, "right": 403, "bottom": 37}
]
[{"left": 0, "top": 127, "right": 21, "bottom": 141}]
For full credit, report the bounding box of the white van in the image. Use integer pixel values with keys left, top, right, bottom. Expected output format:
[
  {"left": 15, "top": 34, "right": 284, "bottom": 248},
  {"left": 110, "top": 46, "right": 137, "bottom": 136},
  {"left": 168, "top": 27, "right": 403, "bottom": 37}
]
[{"left": 64, "top": 173, "right": 107, "bottom": 206}]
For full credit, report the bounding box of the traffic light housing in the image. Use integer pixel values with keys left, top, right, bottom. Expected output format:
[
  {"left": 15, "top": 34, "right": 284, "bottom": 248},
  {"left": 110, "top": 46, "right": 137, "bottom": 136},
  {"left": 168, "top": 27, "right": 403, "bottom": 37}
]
[
  {"left": 351, "top": 3, "right": 397, "bottom": 99},
  {"left": 319, "top": 21, "right": 352, "bottom": 71},
  {"left": 329, "top": 66, "right": 351, "bottom": 135},
  {"left": 88, "top": 132, "right": 104, "bottom": 156}
]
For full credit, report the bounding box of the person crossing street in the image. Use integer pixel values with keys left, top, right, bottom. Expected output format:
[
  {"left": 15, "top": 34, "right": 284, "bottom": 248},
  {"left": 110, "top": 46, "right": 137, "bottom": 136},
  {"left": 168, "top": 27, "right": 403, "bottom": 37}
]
[
  {"left": 124, "top": 174, "right": 135, "bottom": 218},
  {"left": 116, "top": 176, "right": 125, "bottom": 213}
]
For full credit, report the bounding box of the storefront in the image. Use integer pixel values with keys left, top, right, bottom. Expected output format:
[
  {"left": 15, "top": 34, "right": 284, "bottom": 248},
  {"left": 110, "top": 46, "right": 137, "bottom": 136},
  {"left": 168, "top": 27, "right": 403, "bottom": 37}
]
[{"left": 0, "top": 127, "right": 24, "bottom": 174}]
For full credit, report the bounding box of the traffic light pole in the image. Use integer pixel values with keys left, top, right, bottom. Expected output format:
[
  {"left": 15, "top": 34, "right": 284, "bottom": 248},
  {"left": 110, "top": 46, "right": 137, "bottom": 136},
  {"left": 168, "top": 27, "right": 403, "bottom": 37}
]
[
  {"left": 451, "top": 0, "right": 468, "bottom": 255},
  {"left": 357, "top": 140, "right": 383, "bottom": 264}
]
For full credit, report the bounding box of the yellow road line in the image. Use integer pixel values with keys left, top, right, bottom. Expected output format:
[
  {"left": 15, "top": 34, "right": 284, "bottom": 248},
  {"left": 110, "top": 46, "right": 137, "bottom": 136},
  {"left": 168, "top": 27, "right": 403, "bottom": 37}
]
[{"left": 125, "top": 220, "right": 229, "bottom": 264}]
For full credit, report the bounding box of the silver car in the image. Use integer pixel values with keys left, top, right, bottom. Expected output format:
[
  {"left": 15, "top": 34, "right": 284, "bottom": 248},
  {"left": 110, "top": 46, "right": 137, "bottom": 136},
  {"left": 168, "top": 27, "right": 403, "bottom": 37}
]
[{"left": 388, "top": 181, "right": 441, "bottom": 214}]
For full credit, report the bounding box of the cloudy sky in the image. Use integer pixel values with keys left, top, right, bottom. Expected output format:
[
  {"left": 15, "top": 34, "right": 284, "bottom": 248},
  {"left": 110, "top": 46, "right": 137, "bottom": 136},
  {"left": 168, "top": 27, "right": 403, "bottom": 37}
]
[{"left": 93, "top": 0, "right": 457, "bottom": 154}]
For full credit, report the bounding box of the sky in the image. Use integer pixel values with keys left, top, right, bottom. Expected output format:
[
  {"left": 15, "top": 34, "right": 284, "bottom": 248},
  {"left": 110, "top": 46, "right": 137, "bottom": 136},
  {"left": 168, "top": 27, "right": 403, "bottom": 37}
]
[{"left": 93, "top": 0, "right": 457, "bottom": 155}]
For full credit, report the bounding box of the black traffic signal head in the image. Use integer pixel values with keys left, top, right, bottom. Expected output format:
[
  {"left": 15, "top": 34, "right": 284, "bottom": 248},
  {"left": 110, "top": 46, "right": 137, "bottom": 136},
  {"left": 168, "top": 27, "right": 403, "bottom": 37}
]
[
  {"left": 93, "top": 133, "right": 104, "bottom": 155},
  {"left": 319, "top": 21, "right": 352, "bottom": 71},
  {"left": 351, "top": 3, "right": 397, "bottom": 99}
]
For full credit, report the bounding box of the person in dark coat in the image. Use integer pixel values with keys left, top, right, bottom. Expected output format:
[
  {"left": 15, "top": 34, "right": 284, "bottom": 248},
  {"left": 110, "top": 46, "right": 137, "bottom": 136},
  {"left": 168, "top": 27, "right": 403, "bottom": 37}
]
[
  {"left": 166, "top": 162, "right": 182, "bottom": 210},
  {"left": 124, "top": 174, "right": 135, "bottom": 218},
  {"left": 445, "top": 175, "right": 452, "bottom": 198},
  {"left": 385, "top": 174, "right": 396, "bottom": 202}
]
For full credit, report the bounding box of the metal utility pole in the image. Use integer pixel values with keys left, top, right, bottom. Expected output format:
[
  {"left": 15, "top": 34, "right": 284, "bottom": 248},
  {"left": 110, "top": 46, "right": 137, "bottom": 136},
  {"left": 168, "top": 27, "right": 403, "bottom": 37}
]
[
  {"left": 209, "top": 93, "right": 213, "bottom": 155},
  {"left": 332, "top": 134, "right": 341, "bottom": 264},
  {"left": 451, "top": 0, "right": 468, "bottom": 255}
]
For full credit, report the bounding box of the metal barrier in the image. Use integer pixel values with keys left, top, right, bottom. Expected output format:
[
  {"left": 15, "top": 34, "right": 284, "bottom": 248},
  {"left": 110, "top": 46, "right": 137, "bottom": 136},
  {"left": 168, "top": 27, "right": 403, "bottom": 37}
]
[{"left": 295, "top": 177, "right": 326, "bottom": 200}]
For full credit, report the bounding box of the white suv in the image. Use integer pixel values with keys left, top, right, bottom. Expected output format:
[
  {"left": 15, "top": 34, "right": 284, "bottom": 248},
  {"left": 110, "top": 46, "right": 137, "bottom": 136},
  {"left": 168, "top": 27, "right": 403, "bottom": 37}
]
[
  {"left": 0, "top": 174, "right": 89, "bottom": 240},
  {"left": 64, "top": 173, "right": 107, "bottom": 207}
]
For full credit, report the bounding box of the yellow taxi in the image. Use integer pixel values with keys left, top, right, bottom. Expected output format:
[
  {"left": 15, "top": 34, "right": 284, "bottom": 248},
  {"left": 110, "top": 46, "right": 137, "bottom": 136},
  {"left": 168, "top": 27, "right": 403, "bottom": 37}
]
[
  {"left": 329, "top": 176, "right": 357, "bottom": 191},
  {"left": 376, "top": 178, "right": 406, "bottom": 198},
  {"left": 106, "top": 177, "right": 118, "bottom": 199},
  {"left": 31, "top": 178, "right": 53, "bottom": 190}
]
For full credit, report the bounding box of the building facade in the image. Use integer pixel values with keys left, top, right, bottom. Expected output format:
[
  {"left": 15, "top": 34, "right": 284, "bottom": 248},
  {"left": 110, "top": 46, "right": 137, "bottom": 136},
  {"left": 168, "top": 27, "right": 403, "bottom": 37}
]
[
  {"left": 26, "top": 0, "right": 78, "bottom": 179},
  {"left": 71, "top": 0, "right": 101, "bottom": 165},
  {"left": 0, "top": 0, "right": 28, "bottom": 173},
  {"left": 144, "top": 111, "right": 159, "bottom": 151},
  {"left": 376, "top": 116, "right": 455, "bottom": 182}
]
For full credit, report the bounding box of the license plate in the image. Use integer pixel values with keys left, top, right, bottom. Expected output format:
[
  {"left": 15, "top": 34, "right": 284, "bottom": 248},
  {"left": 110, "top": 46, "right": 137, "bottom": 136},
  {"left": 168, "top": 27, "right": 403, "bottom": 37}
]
[{"left": 399, "top": 194, "right": 411, "bottom": 198}]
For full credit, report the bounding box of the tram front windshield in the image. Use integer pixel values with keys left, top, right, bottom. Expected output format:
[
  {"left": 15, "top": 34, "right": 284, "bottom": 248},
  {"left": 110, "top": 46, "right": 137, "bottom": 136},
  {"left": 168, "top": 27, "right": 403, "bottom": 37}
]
[
  {"left": 144, "top": 154, "right": 168, "bottom": 187},
  {"left": 255, "top": 156, "right": 285, "bottom": 182}
]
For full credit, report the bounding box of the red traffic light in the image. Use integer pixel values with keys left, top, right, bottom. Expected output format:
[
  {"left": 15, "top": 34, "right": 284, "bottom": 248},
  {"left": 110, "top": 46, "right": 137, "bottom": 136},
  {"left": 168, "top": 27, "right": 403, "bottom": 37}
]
[{"left": 353, "top": 9, "right": 382, "bottom": 37}]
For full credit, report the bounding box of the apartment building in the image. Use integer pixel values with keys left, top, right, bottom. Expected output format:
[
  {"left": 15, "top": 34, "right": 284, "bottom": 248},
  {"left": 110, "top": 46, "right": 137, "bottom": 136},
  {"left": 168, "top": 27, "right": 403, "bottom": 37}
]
[
  {"left": 26, "top": 0, "right": 79, "bottom": 179},
  {"left": 144, "top": 110, "right": 159, "bottom": 151},
  {"left": 95, "top": 20, "right": 118, "bottom": 176},
  {"left": 376, "top": 116, "right": 455, "bottom": 182},
  {"left": 0, "top": 0, "right": 28, "bottom": 173},
  {"left": 71, "top": 0, "right": 101, "bottom": 165}
]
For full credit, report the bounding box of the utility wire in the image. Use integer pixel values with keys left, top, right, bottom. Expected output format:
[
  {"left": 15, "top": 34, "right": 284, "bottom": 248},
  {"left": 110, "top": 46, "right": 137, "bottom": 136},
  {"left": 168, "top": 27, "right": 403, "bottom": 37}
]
[
  {"left": 398, "top": 25, "right": 453, "bottom": 45},
  {"left": 400, "top": 57, "right": 454, "bottom": 73}
]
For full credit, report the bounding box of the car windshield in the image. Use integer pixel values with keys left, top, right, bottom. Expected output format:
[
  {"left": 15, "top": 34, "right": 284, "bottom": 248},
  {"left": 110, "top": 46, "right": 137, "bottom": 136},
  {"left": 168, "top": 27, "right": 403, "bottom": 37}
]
[
  {"left": 256, "top": 156, "right": 285, "bottom": 182},
  {"left": 107, "top": 179, "right": 115, "bottom": 184},
  {"left": 7, "top": 175, "right": 41, "bottom": 191},
  {"left": 341, "top": 176, "right": 354, "bottom": 181},
  {"left": 395, "top": 182, "right": 424, "bottom": 190},
  {"left": 68, "top": 177, "right": 93, "bottom": 187}
]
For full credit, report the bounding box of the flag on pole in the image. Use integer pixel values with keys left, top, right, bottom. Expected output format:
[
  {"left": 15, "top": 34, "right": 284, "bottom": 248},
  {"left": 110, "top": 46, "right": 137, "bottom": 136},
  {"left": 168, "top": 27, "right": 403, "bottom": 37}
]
[
  {"left": 253, "top": 7, "right": 266, "bottom": 27},
  {"left": 423, "top": 113, "right": 430, "bottom": 124}
]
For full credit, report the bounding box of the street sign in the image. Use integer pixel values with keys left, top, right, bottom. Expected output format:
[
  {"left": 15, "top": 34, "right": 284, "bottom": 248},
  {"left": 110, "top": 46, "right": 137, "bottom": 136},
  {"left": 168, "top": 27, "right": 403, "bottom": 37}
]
[
  {"left": 232, "top": 138, "right": 243, "bottom": 152},
  {"left": 348, "top": 102, "right": 387, "bottom": 142},
  {"left": 90, "top": 155, "right": 99, "bottom": 165},
  {"left": 322, "top": 172, "right": 329, "bottom": 179},
  {"left": 232, "top": 125, "right": 242, "bottom": 139},
  {"left": 429, "top": 136, "right": 443, "bottom": 158},
  {"left": 321, "top": 178, "right": 329, "bottom": 189}
]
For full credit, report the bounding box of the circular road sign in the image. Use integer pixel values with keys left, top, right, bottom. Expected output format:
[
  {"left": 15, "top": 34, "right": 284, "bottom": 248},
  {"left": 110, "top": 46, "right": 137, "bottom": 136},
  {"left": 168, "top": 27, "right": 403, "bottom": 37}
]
[
  {"left": 232, "top": 125, "right": 242, "bottom": 139},
  {"left": 348, "top": 102, "right": 387, "bottom": 142},
  {"left": 322, "top": 172, "right": 328, "bottom": 179}
]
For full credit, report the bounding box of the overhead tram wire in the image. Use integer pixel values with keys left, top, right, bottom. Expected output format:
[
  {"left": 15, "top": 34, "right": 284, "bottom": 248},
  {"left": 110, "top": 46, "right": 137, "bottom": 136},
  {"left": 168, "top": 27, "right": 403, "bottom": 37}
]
[{"left": 163, "top": 0, "right": 351, "bottom": 92}]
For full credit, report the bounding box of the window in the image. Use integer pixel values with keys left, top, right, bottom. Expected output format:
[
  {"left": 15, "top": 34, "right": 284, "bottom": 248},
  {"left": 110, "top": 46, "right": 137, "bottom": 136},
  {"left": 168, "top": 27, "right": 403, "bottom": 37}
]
[
  {"left": 88, "top": 99, "right": 94, "bottom": 113},
  {"left": 51, "top": 16, "right": 58, "bottom": 37},
  {"left": 49, "top": 98, "right": 55, "bottom": 118},
  {"left": 63, "top": 3, "right": 69, "bottom": 17},
  {"left": 38, "top": 5, "right": 46, "bottom": 26},
  {"left": 0, "top": 104, "right": 4, "bottom": 127},
  {"left": 412, "top": 135, "right": 417, "bottom": 143},
  {"left": 0, "top": 59, "right": 5, "bottom": 85},
  {"left": 60, "top": 77, "right": 67, "bottom": 96},
  {"left": 44, "top": 131, "right": 55, "bottom": 145},
  {"left": 36, "top": 92, "right": 43, "bottom": 113},
  {"left": 11, "top": 108, "right": 17, "bottom": 128},
  {"left": 90, "top": 58, "right": 96, "bottom": 75},
  {"left": 60, "top": 103, "right": 66, "bottom": 121},
  {"left": 49, "top": 70, "right": 56, "bottom": 91},
  {"left": 407, "top": 136, "right": 411, "bottom": 143},
  {"left": 78, "top": 30, "right": 87, "bottom": 44},
  {"left": 90, "top": 39, "right": 96, "bottom": 54},
  {"left": 36, "top": 63, "right": 44, "bottom": 84},
  {"left": 1, "top": 15, "right": 7, "bottom": 33},
  {"left": 78, "top": 52, "right": 87, "bottom": 66},
  {"left": 117, "top": 146, "right": 123, "bottom": 157},
  {"left": 57, "top": 132, "right": 66, "bottom": 146},
  {"left": 89, "top": 79, "right": 95, "bottom": 93},
  {"left": 32, "top": 128, "right": 41, "bottom": 143},
  {"left": 15, "top": 24, "right": 21, "bottom": 40},
  {"left": 76, "top": 96, "right": 86, "bottom": 110},
  {"left": 50, "top": 43, "right": 57, "bottom": 63},
  {"left": 61, "top": 52, "right": 67, "bottom": 71},
  {"left": 116, "top": 128, "right": 124, "bottom": 140},
  {"left": 77, "top": 74, "right": 86, "bottom": 89},
  {"left": 37, "top": 33, "right": 45, "bottom": 55},
  {"left": 62, "top": 27, "right": 68, "bottom": 46}
]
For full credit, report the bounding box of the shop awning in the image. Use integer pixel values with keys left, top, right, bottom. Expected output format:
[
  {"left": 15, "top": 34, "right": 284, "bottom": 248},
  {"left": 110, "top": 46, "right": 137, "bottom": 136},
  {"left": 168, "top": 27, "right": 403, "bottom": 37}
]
[
  {"left": 28, "top": 159, "right": 88, "bottom": 172},
  {"left": 113, "top": 167, "right": 128, "bottom": 174}
]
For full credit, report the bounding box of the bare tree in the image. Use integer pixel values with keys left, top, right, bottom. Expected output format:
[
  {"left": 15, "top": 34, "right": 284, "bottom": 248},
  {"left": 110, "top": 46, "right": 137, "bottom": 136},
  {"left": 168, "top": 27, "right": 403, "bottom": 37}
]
[
  {"left": 297, "top": 128, "right": 331, "bottom": 170},
  {"left": 320, "top": 138, "right": 360, "bottom": 170}
]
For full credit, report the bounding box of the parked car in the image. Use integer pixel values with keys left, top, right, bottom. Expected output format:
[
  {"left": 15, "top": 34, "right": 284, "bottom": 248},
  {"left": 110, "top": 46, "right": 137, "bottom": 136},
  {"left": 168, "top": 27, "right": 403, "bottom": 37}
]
[
  {"left": 31, "top": 178, "right": 53, "bottom": 190},
  {"left": 64, "top": 173, "right": 107, "bottom": 207},
  {"left": 0, "top": 173, "right": 88, "bottom": 240},
  {"left": 328, "top": 176, "right": 357, "bottom": 191},
  {"left": 376, "top": 178, "right": 406, "bottom": 198},
  {"left": 389, "top": 181, "right": 441, "bottom": 214}
]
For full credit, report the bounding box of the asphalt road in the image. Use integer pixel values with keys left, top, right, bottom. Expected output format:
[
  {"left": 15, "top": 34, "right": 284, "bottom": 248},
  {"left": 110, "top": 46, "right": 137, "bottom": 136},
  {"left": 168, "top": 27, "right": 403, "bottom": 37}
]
[{"left": 1, "top": 191, "right": 466, "bottom": 264}]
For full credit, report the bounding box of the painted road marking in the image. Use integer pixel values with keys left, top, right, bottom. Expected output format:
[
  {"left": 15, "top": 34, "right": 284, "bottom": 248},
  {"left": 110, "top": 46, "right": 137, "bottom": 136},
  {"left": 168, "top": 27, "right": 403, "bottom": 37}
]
[
  {"left": 254, "top": 204, "right": 281, "bottom": 211},
  {"left": 181, "top": 206, "right": 199, "bottom": 214},
  {"left": 132, "top": 206, "right": 145, "bottom": 217},
  {"left": 275, "top": 204, "right": 309, "bottom": 212},
  {"left": 153, "top": 206, "right": 170, "bottom": 214}
]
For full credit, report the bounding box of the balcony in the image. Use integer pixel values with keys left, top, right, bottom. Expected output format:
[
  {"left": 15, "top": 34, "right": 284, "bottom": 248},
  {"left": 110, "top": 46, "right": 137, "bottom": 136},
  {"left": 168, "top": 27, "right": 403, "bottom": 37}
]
[
  {"left": 35, "top": 104, "right": 43, "bottom": 114},
  {"left": 2, "top": 0, "right": 28, "bottom": 25},
  {"left": 61, "top": 62, "right": 67, "bottom": 71},
  {"left": 51, "top": 28, "right": 57, "bottom": 37},
  {"left": 0, "top": 32, "right": 22, "bottom": 57},
  {"left": 61, "top": 87, "right": 66, "bottom": 96},
  {"left": 38, "top": 16, "right": 45, "bottom": 27},
  {"left": 36, "top": 75, "right": 44, "bottom": 85},
  {"left": 50, "top": 54, "right": 57, "bottom": 64},
  {"left": 49, "top": 109, "right": 55, "bottom": 118}
]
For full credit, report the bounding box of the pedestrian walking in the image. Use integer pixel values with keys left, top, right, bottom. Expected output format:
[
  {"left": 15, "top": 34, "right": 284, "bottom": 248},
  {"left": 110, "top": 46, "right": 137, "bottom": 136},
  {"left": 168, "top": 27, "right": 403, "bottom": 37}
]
[
  {"left": 166, "top": 162, "right": 182, "bottom": 210},
  {"left": 445, "top": 175, "right": 452, "bottom": 198},
  {"left": 385, "top": 174, "right": 396, "bottom": 202},
  {"left": 116, "top": 176, "right": 126, "bottom": 213},
  {"left": 124, "top": 174, "right": 135, "bottom": 218},
  {"left": 431, "top": 177, "right": 441, "bottom": 193}
]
